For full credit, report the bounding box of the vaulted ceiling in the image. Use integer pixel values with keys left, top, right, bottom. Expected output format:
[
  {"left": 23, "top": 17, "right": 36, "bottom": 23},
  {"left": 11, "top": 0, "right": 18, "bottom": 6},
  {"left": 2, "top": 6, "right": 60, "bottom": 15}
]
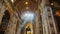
[
  {"left": 14, "top": 0, "right": 38, "bottom": 5},
  {"left": 14, "top": 0, "right": 39, "bottom": 14}
]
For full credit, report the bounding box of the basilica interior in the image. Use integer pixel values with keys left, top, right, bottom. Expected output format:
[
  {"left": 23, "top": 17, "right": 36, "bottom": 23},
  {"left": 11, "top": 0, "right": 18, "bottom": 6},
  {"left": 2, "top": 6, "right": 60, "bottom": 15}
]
[{"left": 0, "top": 0, "right": 60, "bottom": 34}]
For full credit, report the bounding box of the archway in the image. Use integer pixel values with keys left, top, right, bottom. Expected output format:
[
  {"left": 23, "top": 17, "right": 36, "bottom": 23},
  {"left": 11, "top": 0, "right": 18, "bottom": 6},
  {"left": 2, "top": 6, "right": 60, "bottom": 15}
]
[
  {"left": 21, "top": 21, "right": 33, "bottom": 34},
  {"left": 0, "top": 10, "right": 10, "bottom": 34}
]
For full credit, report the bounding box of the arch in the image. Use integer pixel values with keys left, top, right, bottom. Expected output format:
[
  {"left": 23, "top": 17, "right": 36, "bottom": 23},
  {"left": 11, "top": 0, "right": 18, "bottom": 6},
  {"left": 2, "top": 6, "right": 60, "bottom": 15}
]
[
  {"left": 0, "top": 10, "right": 10, "bottom": 33},
  {"left": 21, "top": 21, "right": 33, "bottom": 34}
]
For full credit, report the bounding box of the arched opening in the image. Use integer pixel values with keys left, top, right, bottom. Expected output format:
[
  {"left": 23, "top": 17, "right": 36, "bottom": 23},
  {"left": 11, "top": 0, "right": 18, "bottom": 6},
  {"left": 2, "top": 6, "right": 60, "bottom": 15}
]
[
  {"left": 21, "top": 21, "right": 33, "bottom": 34},
  {"left": 0, "top": 10, "right": 10, "bottom": 34}
]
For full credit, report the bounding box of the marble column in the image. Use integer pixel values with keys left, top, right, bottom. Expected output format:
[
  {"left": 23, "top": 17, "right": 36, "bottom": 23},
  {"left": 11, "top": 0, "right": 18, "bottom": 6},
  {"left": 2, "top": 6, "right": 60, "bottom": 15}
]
[
  {"left": 5, "top": 13, "right": 17, "bottom": 34},
  {"left": 0, "top": 4, "right": 6, "bottom": 24},
  {"left": 41, "top": 7, "right": 49, "bottom": 34},
  {"left": 15, "top": 19, "right": 21, "bottom": 34},
  {"left": 32, "top": 21, "right": 35, "bottom": 34},
  {"left": 34, "top": 10, "right": 40, "bottom": 34}
]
